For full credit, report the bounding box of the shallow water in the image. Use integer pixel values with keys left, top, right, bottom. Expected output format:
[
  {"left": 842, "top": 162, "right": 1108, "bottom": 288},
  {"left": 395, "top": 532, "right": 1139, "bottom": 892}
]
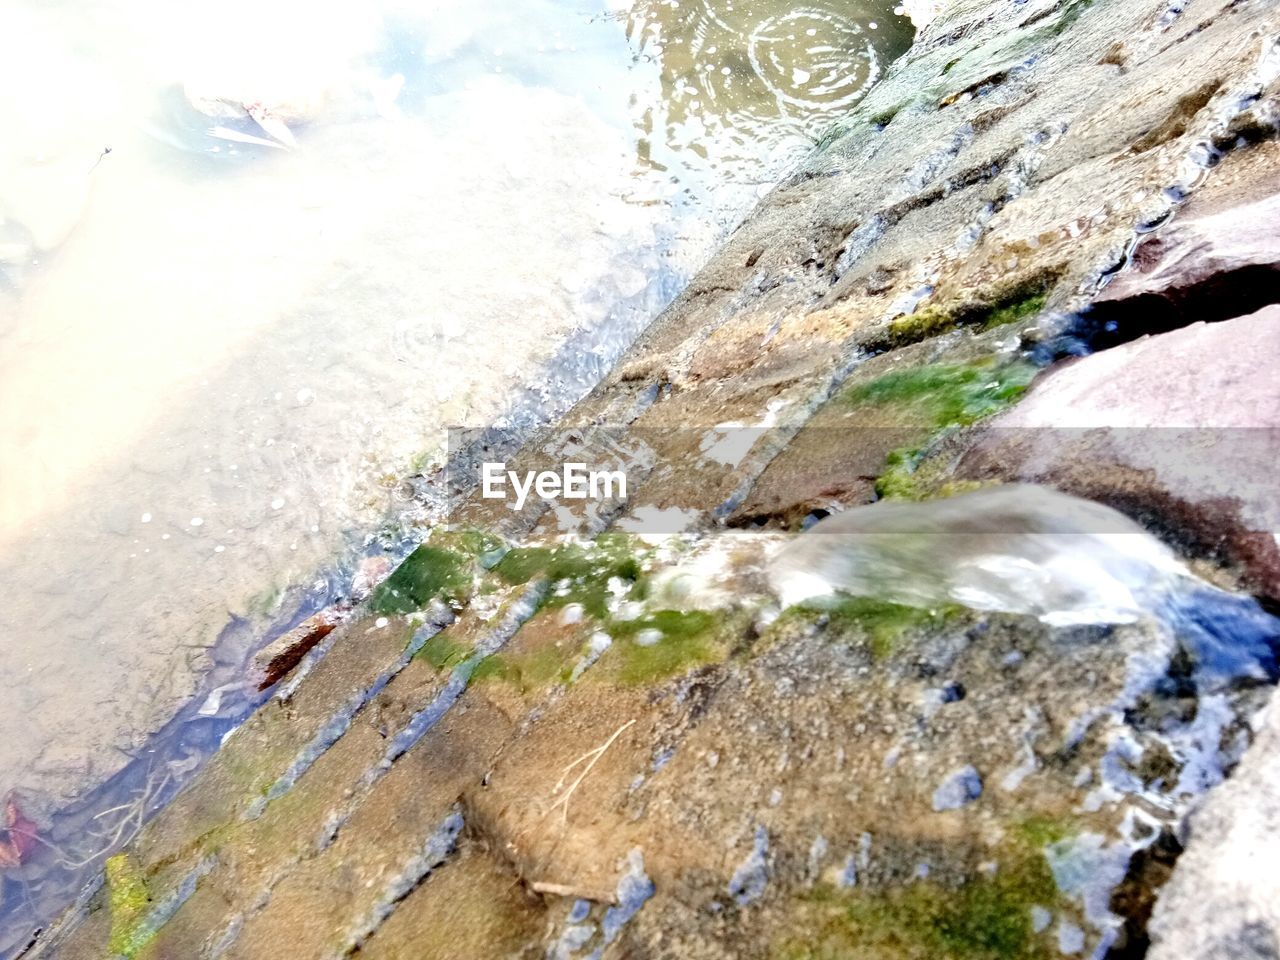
[{"left": 0, "top": 0, "right": 910, "bottom": 949}]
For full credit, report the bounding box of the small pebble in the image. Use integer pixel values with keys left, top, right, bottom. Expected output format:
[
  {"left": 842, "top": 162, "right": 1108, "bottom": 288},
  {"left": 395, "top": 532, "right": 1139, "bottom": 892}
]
[
  {"left": 932, "top": 765, "right": 983, "bottom": 811},
  {"left": 1057, "top": 921, "right": 1086, "bottom": 955},
  {"left": 1031, "top": 905, "right": 1053, "bottom": 933}
]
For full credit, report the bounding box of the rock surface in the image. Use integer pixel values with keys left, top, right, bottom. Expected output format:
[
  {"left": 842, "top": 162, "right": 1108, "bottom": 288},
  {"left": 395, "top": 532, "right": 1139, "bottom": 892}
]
[
  {"left": 1147, "top": 695, "right": 1280, "bottom": 960},
  {"left": 959, "top": 308, "right": 1280, "bottom": 600},
  {"left": 248, "top": 605, "right": 350, "bottom": 691},
  {"left": 1089, "top": 138, "right": 1280, "bottom": 343}
]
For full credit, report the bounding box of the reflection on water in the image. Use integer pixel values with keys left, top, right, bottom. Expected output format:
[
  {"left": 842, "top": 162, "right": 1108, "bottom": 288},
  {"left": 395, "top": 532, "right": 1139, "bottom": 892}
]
[
  {"left": 625, "top": 0, "right": 913, "bottom": 219},
  {"left": 0, "top": 0, "right": 910, "bottom": 950}
]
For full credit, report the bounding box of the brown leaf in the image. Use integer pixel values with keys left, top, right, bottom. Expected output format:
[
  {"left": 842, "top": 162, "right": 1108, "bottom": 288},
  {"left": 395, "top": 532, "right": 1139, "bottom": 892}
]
[{"left": 0, "top": 796, "right": 39, "bottom": 867}]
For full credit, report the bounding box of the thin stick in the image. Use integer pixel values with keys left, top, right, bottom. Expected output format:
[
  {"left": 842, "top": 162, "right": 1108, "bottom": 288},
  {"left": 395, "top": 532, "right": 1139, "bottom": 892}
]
[
  {"left": 546, "top": 720, "right": 635, "bottom": 824},
  {"left": 530, "top": 880, "right": 617, "bottom": 904},
  {"left": 55, "top": 769, "right": 171, "bottom": 869}
]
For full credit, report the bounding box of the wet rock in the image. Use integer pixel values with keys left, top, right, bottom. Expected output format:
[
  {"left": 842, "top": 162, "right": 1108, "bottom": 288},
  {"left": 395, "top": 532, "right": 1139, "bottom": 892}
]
[
  {"left": 248, "top": 604, "right": 350, "bottom": 690},
  {"left": 350, "top": 555, "right": 393, "bottom": 602},
  {"left": 958, "top": 307, "right": 1280, "bottom": 600},
  {"left": 728, "top": 827, "right": 771, "bottom": 906},
  {"left": 1089, "top": 141, "right": 1280, "bottom": 344},
  {"left": 1146, "top": 692, "right": 1280, "bottom": 960}
]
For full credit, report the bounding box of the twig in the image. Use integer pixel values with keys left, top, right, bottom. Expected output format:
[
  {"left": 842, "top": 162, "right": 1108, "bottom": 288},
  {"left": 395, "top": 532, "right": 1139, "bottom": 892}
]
[
  {"left": 546, "top": 720, "right": 635, "bottom": 825},
  {"left": 55, "top": 769, "right": 171, "bottom": 869},
  {"left": 530, "top": 880, "right": 617, "bottom": 904}
]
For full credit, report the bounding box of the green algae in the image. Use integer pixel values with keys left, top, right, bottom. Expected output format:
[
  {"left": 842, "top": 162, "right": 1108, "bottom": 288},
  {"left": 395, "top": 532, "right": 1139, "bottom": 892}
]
[
  {"left": 844, "top": 868, "right": 1053, "bottom": 959},
  {"left": 492, "top": 534, "right": 645, "bottom": 619},
  {"left": 472, "top": 646, "right": 571, "bottom": 691},
  {"left": 429, "top": 528, "right": 506, "bottom": 564},
  {"left": 416, "top": 632, "right": 471, "bottom": 671},
  {"left": 105, "top": 854, "right": 152, "bottom": 958},
  {"left": 886, "top": 305, "right": 961, "bottom": 344},
  {"left": 868, "top": 105, "right": 903, "bottom": 128},
  {"left": 779, "top": 857, "right": 1057, "bottom": 960},
  {"left": 777, "top": 803, "right": 1079, "bottom": 960},
  {"left": 604, "top": 610, "right": 721, "bottom": 685},
  {"left": 611, "top": 610, "right": 717, "bottom": 642},
  {"left": 874, "top": 455, "right": 991, "bottom": 502},
  {"left": 245, "top": 584, "right": 286, "bottom": 617},
  {"left": 823, "top": 597, "right": 960, "bottom": 659},
  {"left": 474, "top": 606, "right": 720, "bottom": 691},
  {"left": 490, "top": 546, "right": 556, "bottom": 584},
  {"left": 1012, "top": 814, "right": 1077, "bottom": 849},
  {"left": 812, "top": 121, "right": 850, "bottom": 151},
  {"left": 371, "top": 546, "right": 473, "bottom": 614},
  {"left": 884, "top": 283, "right": 1050, "bottom": 348},
  {"left": 874, "top": 447, "right": 931, "bottom": 501},
  {"left": 1049, "top": 0, "right": 1097, "bottom": 36},
  {"left": 844, "top": 360, "right": 1036, "bottom": 427},
  {"left": 844, "top": 359, "right": 1037, "bottom": 500},
  {"left": 982, "top": 292, "right": 1046, "bottom": 329}
]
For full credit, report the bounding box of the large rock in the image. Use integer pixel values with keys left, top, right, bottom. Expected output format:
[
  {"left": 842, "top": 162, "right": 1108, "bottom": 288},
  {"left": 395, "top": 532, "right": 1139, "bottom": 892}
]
[
  {"left": 1146, "top": 691, "right": 1280, "bottom": 960},
  {"left": 959, "top": 307, "right": 1280, "bottom": 600},
  {"left": 1087, "top": 149, "right": 1280, "bottom": 344}
]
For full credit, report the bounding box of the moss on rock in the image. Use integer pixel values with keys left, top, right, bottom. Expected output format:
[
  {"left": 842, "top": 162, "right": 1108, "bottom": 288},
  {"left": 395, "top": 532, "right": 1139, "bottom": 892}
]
[
  {"left": 844, "top": 359, "right": 1037, "bottom": 500},
  {"left": 779, "top": 853, "right": 1058, "bottom": 960},
  {"left": 492, "top": 534, "right": 646, "bottom": 619},
  {"left": 598, "top": 609, "right": 723, "bottom": 685},
  {"left": 370, "top": 546, "right": 474, "bottom": 614},
  {"left": 105, "top": 854, "right": 152, "bottom": 958},
  {"left": 822, "top": 596, "right": 961, "bottom": 658}
]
